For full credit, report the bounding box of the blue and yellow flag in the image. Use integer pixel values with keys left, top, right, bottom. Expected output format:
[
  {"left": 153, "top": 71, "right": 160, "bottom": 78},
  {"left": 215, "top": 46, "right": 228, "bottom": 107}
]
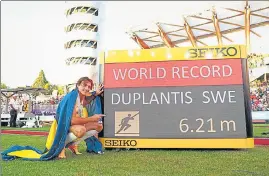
[{"left": 1, "top": 89, "right": 103, "bottom": 161}]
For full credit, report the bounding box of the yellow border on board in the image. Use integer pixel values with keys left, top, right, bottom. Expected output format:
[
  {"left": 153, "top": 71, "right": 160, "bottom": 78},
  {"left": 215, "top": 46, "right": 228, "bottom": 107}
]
[
  {"left": 99, "top": 138, "right": 254, "bottom": 149},
  {"left": 99, "top": 52, "right": 105, "bottom": 64},
  {"left": 103, "top": 45, "right": 247, "bottom": 64}
]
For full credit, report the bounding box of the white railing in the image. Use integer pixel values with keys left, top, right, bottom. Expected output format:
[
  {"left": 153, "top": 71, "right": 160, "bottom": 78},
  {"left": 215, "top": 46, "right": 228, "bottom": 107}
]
[
  {"left": 252, "top": 111, "right": 269, "bottom": 120},
  {"left": 65, "top": 1, "right": 101, "bottom": 11},
  {"left": 65, "top": 47, "right": 98, "bottom": 58},
  {"left": 65, "top": 30, "right": 99, "bottom": 44},
  {"left": 66, "top": 13, "right": 100, "bottom": 26}
]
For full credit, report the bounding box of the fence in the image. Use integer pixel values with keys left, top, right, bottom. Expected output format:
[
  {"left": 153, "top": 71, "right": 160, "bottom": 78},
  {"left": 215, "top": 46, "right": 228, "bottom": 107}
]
[{"left": 32, "top": 104, "right": 58, "bottom": 116}]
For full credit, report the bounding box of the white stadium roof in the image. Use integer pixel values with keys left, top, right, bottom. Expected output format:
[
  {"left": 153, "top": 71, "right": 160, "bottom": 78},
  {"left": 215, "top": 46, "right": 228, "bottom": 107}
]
[{"left": 126, "top": 1, "right": 269, "bottom": 52}]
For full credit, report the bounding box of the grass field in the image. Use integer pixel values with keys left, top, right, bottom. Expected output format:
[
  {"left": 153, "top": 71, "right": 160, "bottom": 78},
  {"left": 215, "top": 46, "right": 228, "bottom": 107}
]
[
  {"left": 1, "top": 126, "right": 51, "bottom": 131},
  {"left": 1, "top": 124, "right": 269, "bottom": 176},
  {"left": 1, "top": 135, "right": 269, "bottom": 176},
  {"left": 253, "top": 124, "right": 269, "bottom": 138}
]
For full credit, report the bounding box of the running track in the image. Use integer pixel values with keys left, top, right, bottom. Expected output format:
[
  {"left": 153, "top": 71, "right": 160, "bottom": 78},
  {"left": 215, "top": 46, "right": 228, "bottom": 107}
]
[{"left": 1, "top": 130, "right": 48, "bottom": 136}]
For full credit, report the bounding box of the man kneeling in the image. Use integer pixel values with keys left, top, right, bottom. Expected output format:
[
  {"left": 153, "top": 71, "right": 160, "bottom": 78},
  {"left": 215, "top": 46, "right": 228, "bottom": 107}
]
[{"left": 58, "top": 77, "right": 104, "bottom": 159}]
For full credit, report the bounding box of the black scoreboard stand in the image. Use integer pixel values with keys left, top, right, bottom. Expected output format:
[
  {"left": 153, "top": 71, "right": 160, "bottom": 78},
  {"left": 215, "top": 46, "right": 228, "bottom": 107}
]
[{"left": 241, "top": 57, "right": 254, "bottom": 140}]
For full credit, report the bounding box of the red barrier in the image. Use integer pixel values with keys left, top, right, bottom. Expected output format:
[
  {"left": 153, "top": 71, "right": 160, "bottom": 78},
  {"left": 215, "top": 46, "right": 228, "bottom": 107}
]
[{"left": 254, "top": 138, "right": 269, "bottom": 146}]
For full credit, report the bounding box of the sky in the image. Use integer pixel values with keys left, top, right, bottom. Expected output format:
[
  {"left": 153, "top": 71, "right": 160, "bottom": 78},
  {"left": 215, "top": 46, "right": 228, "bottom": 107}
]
[{"left": 1, "top": 1, "right": 269, "bottom": 87}]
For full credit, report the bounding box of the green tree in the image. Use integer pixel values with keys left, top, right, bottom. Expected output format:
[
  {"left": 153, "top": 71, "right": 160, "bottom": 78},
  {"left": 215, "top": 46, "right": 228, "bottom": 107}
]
[
  {"left": 49, "top": 84, "right": 58, "bottom": 95},
  {"left": 32, "top": 70, "right": 49, "bottom": 88},
  {"left": 57, "top": 86, "right": 64, "bottom": 95},
  {"left": 51, "top": 84, "right": 58, "bottom": 90},
  {"left": 44, "top": 84, "right": 60, "bottom": 95},
  {"left": 1, "top": 83, "right": 8, "bottom": 89},
  {"left": 44, "top": 83, "right": 51, "bottom": 90}
]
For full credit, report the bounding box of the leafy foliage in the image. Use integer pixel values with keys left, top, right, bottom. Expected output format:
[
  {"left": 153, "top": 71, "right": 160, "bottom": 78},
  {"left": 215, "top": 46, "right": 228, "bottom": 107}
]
[
  {"left": 44, "top": 83, "right": 50, "bottom": 90},
  {"left": 31, "top": 70, "right": 66, "bottom": 96},
  {"left": 1, "top": 83, "right": 8, "bottom": 89},
  {"left": 32, "top": 70, "right": 49, "bottom": 88},
  {"left": 57, "top": 86, "right": 65, "bottom": 95}
]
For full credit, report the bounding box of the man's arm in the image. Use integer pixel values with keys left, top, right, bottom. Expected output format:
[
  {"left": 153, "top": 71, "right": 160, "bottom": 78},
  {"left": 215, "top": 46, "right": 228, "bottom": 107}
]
[
  {"left": 10, "top": 104, "right": 15, "bottom": 110},
  {"left": 70, "top": 108, "right": 105, "bottom": 125},
  {"left": 71, "top": 116, "right": 99, "bottom": 125},
  {"left": 9, "top": 100, "right": 15, "bottom": 110},
  {"left": 71, "top": 107, "right": 95, "bottom": 125}
]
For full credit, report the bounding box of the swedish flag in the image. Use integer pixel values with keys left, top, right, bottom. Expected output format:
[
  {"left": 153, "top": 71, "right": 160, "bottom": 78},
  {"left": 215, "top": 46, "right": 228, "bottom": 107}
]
[{"left": 1, "top": 89, "right": 103, "bottom": 161}]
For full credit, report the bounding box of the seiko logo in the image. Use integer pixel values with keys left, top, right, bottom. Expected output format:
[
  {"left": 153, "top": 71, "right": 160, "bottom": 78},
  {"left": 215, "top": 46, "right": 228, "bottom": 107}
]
[
  {"left": 187, "top": 47, "right": 238, "bottom": 58},
  {"left": 105, "top": 140, "right": 137, "bottom": 147}
]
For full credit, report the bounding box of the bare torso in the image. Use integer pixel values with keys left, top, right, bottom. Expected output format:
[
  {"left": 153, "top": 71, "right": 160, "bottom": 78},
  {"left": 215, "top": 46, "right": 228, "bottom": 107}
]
[{"left": 70, "top": 96, "right": 102, "bottom": 138}]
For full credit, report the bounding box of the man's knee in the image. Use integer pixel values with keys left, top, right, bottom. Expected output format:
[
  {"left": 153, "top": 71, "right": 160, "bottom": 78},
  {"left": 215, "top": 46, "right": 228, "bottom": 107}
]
[
  {"left": 96, "top": 124, "right": 103, "bottom": 132},
  {"left": 71, "top": 125, "right": 87, "bottom": 138},
  {"left": 76, "top": 127, "right": 87, "bottom": 138}
]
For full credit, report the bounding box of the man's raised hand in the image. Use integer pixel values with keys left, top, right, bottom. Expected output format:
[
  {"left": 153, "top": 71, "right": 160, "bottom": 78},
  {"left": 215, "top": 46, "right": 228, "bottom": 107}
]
[
  {"left": 95, "top": 84, "right": 104, "bottom": 96},
  {"left": 91, "top": 114, "right": 106, "bottom": 121}
]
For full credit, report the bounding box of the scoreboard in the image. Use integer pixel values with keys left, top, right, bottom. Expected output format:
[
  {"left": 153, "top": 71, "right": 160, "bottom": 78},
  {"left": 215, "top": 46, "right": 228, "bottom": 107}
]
[{"left": 99, "top": 45, "right": 254, "bottom": 149}]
